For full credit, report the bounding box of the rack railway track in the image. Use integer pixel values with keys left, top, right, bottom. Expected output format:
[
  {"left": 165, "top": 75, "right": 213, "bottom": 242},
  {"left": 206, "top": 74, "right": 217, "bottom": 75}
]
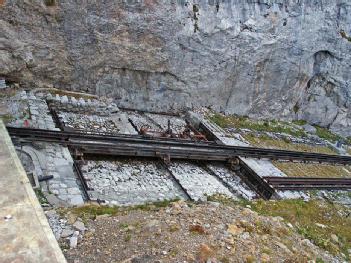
[
  {"left": 7, "top": 127, "right": 351, "bottom": 165},
  {"left": 7, "top": 127, "right": 351, "bottom": 197}
]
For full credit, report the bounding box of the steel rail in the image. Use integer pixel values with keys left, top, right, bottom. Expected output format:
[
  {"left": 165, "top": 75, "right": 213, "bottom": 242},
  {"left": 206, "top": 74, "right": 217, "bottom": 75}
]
[
  {"left": 269, "top": 180, "right": 351, "bottom": 185},
  {"left": 264, "top": 176, "right": 351, "bottom": 190},
  {"left": 69, "top": 140, "right": 351, "bottom": 164},
  {"left": 7, "top": 126, "right": 213, "bottom": 145},
  {"left": 4, "top": 126, "right": 345, "bottom": 152},
  {"left": 66, "top": 140, "right": 327, "bottom": 161},
  {"left": 273, "top": 185, "right": 351, "bottom": 190},
  {"left": 7, "top": 127, "right": 351, "bottom": 165},
  {"left": 264, "top": 177, "right": 351, "bottom": 184},
  {"left": 72, "top": 161, "right": 91, "bottom": 201}
]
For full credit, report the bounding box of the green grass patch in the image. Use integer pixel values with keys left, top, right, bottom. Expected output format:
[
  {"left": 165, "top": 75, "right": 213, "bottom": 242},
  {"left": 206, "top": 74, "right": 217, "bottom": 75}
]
[
  {"left": 119, "top": 222, "right": 129, "bottom": 228},
  {"left": 207, "top": 112, "right": 349, "bottom": 144},
  {"left": 207, "top": 194, "right": 251, "bottom": 207},
  {"left": 213, "top": 198, "right": 351, "bottom": 258},
  {"left": 244, "top": 135, "right": 351, "bottom": 178},
  {"left": 292, "top": 120, "right": 307, "bottom": 126},
  {"left": 132, "top": 198, "right": 180, "bottom": 210},
  {"left": 70, "top": 199, "right": 180, "bottom": 221},
  {"left": 72, "top": 204, "right": 119, "bottom": 220},
  {"left": 208, "top": 113, "right": 307, "bottom": 138},
  {"left": 34, "top": 189, "right": 49, "bottom": 205},
  {"left": 314, "top": 126, "right": 343, "bottom": 143},
  {"left": 243, "top": 134, "right": 337, "bottom": 155},
  {"left": 273, "top": 162, "right": 351, "bottom": 178}
]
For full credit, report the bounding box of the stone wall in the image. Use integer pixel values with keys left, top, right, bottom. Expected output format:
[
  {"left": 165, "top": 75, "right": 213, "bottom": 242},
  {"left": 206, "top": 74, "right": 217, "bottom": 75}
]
[{"left": 0, "top": 0, "right": 351, "bottom": 136}]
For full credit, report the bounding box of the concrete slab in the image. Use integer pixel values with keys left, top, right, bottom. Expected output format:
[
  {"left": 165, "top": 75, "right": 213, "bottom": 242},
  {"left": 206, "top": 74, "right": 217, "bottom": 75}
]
[{"left": 0, "top": 121, "right": 66, "bottom": 263}]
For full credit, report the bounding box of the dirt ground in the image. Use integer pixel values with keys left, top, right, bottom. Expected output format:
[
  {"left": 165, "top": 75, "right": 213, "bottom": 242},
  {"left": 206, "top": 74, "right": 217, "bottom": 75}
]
[{"left": 60, "top": 200, "right": 339, "bottom": 263}]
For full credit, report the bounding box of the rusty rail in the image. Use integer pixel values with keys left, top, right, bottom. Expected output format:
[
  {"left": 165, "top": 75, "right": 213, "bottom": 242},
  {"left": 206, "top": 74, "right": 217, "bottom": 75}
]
[{"left": 264, "top": 176, "right": 351, "bottom": 190}]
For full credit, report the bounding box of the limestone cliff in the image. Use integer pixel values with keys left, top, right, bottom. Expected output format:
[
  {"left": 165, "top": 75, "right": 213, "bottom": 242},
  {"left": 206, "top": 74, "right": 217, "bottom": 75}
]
[{"left": 1, "top": 0, "right": 351, "bottom": 136}]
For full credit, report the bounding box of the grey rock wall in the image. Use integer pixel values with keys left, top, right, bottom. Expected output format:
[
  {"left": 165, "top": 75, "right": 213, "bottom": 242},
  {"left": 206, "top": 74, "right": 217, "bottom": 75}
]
[{"left": 1, "top": 0, "right": 351, "bottom": 136}]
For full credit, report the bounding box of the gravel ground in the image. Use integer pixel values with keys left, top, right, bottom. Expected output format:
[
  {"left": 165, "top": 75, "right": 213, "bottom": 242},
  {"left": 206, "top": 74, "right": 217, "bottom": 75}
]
[
  {"left": 61, "top": 201, "right": 338, "bottom": 263},
  {"left": 127, "top": 111, "right": 162, "bottom": 132},
  {"left": 58, "top": 112, "right": 120, "bottom": 133},
  {"left": 145, "top": 113, "right": 189, "bottom": 134},
  {"left": 81, "top": 159, "right": 188, "bottom": 205}
]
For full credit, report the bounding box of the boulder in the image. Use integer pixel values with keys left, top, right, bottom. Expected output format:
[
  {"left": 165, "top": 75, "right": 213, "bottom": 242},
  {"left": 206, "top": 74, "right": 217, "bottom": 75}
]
[
  {"left": 61, "top": 228, "right": 74, "bottom": 238},
  {"left": 69, "top": 231, "right": 79, "bottom": 249},
  {"left": 73, "top": 220, "right": 86, "bottom": 232},
  {"left": 302, "top": 124, "right": 317, "bottom": 134}
]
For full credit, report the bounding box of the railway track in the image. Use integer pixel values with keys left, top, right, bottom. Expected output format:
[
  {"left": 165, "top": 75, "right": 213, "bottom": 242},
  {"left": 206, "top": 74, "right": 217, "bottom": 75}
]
[
  {"left": 7, "top": 127, "right": 351, "bottom": 165},
  {"left": 8, "top": 126, "right": 351, "bottom": 198},
  {"left": 264, "top": 177, "right": 351, "bottom": 190}
]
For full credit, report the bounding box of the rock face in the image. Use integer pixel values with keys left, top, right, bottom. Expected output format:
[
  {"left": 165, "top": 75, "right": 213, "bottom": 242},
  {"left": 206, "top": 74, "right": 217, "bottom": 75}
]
[{"left": 1, "top": 0, "right": 351, "bottom": 136}]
